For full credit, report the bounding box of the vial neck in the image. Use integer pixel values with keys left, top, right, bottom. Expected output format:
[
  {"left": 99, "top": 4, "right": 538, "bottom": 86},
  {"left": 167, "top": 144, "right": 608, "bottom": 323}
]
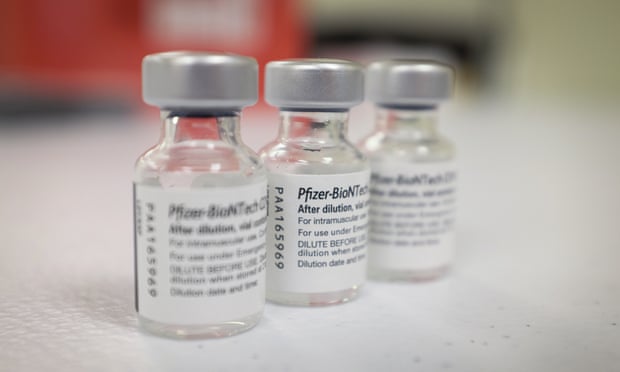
[
  {"left": 160, "top": 111, "right": 241, "bottom": 145},
  {"left": 278, "top": 110, "right": 348, "bottom": 143},
  {"left": 376, "top": 106, "right": 440, "bottom": 140}
]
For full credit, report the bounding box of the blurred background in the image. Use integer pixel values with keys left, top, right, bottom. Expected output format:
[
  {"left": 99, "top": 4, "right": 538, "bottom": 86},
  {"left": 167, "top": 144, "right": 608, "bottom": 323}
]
[{"left": 1, "top": 0, "right": 618, "bottom": 121}]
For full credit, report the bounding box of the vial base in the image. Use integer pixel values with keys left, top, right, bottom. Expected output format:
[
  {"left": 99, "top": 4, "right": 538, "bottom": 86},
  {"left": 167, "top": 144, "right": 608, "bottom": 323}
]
[
  {"left": 138, "top": 311, "right": 262, "bottom": 339},
  {"left": 267, "top": 286, "right": 361, "bottom": 307},
  {"left": 369, "top": 265, "right": 450, "bottom": 282}
]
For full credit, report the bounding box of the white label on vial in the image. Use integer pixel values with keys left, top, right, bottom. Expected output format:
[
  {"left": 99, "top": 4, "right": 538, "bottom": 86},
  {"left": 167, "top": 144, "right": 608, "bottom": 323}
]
[
  {"left": 368, "top": 162, "right": 456, "bottom": 270},
  {"left": 134, "top": 182, "right": 267, "bottom": 325},
  {"left": 267, "top": 171, "right": 370, "bottom": 293}
]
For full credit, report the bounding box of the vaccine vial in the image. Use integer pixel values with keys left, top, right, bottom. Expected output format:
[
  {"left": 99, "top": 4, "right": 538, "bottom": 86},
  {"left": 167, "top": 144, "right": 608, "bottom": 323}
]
[
  {"left": 133, "top": 52, "right": 267, "bottom": 338},
  {"left": 359, "top": 60, "right": 456, "bottom": 281},
  {"left": 260, "top": 59, "right": 370, "bottom": 306}
]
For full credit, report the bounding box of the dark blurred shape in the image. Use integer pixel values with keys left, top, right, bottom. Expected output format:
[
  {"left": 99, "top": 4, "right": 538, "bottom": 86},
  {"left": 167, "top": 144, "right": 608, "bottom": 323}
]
[
  {"left": 0, "top": 79, "right": 132, "bottom": 124},
  {"left": 0, "top": 0, "right": 308, "bottom": 120},
  {"left": 309, "top": 0, "right": 509, "bottom": 95}
]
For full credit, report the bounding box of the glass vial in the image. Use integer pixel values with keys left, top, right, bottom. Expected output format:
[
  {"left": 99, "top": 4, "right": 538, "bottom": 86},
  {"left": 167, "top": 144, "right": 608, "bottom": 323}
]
[
  {"left": 359, "top": 60, "right": 457, "bottom": 281},
  {"left": 134, "top": 52, "right": 267, "bottom": 338},
  {"left": 260, "top": 59, "right": 370, "bottom": 306}
]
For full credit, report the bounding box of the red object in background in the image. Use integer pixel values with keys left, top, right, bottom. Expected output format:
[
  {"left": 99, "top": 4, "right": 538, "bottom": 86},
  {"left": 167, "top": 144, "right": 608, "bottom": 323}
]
[{"left": 0, "top": 0, "right": 308, "bottom": 105}]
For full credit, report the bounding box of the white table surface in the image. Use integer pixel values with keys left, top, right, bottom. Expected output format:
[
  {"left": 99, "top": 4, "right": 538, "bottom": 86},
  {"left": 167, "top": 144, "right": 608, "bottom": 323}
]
[{"left": 1, "top": 102, "right": 618, "bottom": 372}]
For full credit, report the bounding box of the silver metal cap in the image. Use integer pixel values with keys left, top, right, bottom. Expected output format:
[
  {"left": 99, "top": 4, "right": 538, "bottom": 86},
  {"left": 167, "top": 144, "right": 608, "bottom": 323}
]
[
  {"left": 142, "top": 51, "right": 258, "bottom": 110},
  {"left": 265, "top": 59, "right": 364, "bottom": 109},
  {"left": 366, "top": 60, "right": 454, "bottom": 106}
]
